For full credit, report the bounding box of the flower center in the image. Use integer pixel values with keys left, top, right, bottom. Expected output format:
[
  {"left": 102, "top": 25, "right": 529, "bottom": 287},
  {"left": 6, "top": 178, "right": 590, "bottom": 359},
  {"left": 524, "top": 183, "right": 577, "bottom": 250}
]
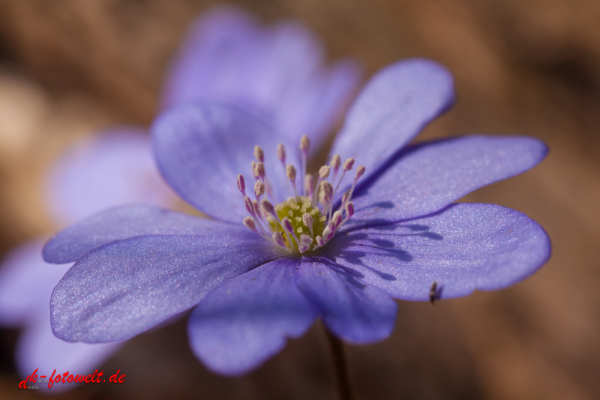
[{"left": 237, "top": 135, "right": 365, "bottom": 254}]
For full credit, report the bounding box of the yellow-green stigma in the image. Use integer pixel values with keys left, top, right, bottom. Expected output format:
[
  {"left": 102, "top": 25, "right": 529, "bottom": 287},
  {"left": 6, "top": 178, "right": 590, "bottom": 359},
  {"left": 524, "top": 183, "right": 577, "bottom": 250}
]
[{"left": 267, "top": 196, "right": 326, "bottom": 253}]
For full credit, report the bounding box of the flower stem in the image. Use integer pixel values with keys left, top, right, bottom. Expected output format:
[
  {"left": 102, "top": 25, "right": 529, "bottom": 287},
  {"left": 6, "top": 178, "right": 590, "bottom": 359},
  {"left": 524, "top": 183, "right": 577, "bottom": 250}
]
[{"left": 325, "top": 328, "right": 355, "bottom": 400}]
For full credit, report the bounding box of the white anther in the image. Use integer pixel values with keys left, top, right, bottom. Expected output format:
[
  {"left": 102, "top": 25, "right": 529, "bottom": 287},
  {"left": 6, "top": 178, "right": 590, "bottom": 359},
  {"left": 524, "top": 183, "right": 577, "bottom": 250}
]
[
  {"left": 355, "top": 165, "right": 366, "bottom": 178},
  {"left": 261, "top": 199, "right": 275, "bottom": 216},
  {"left": 252, "top": 200, "right": 260, "bottom": 216},
  {"left": 345, "top": 201, "right": 355, "bottom": 218},
  {"left": 300, "top": 135, "right": 310, "bottom": 153},
  {"left": 286, "top": 164, "right": 297, "bottom": 181},
  {"left": 254, "top": 162, "right": 266, "bottom": 179},
  {"left": 315, "top": 236, "right": 325, "bottom": 248},
  {"left": 243, "top": 217, "right": 257, "bottom": 232},
  {"left": 305, "top": 174, "right": 314, "bottom": 199},
  {"left": 319, "top": 165, "right": 331, "bottom": 178},
  {"left": 330, "top": 154, "right": 341, "bottom": 171},
  {"left": 254, "top": 180, "right": 265, "bottom": 197},
  {"left": 277, "top": 143, "right": 286, "bottom": 164},
  {"left": 297, "top": 227, "right": 303, "bottom": 233},
  {"left": 320, "top": 181, "right": 333, "bottom": 198},
  {"left": 244, "top": 196, "right": 254, "bottom": 215},
  {"left": 302, "top": 213, "right": 313, "bottom": 230},
  {"left": 254, "top": 145, "right": 265, "bottom": 163},
  {"left": 272, "top": 232, "right": 287, "bottom": 249},
  {"left": 282, "top": 217, "right": 294, "bottom": 234},
  {"left": 322, "top": 224, "right": 332, "bottom": 242},
  {"left": 332, "top": 210, "right": 343, "bottom": 228},
  {"left": 343, "top": 158, "right": 355, "bottom": 171},
  {"left": 237, "top": 174, "right": 246, "bottom": 195},
  {"left": 299, "top": 234, "right": 312, "bottom": 253}
]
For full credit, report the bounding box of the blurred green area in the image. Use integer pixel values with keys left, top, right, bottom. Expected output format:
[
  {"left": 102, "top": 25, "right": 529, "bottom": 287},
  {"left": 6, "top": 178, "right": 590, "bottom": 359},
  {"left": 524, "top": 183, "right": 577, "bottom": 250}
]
[{"left": 0, "top": 1, "right": 599, "bottom": 399}]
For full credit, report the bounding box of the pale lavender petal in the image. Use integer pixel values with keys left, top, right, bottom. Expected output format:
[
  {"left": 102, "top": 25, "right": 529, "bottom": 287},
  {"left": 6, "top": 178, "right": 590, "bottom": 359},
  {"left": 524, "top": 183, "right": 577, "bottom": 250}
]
[
  {"left": 188, "top": 257, "right": 317, "bottom": 376},
  {"left": 329, "top": 59, "right": 455, "bottom": 181},
  {"left": 161, "top": 7, "right": 260, "bottom": 111},
  {"left": 0, "top": 240, "right": 71, "bottom": 326},
  {"left": 162, "top": 7, "right": 361, "bottom": 147},
  {"left": 46, "top": 129, "right": 175, "bottom": 225},
  {"left": 152, "top": 103, "right": 299, "bottom": 222},
  {"left": 276, "top": 59, "right": 362, "bottom": 149},
  {"left": 16, "top": 306, "right": 121, "bottom": 393},
  {"left": 325, "top": 203, "right": 551, "bottom": 301},
  {"left": 347, "top": 135, "right": 548, "bottom": 227},
  {"left": 294, "top": 256, "right": 397, "bottom": 343},
  {"left": 50, "top": 231, "right": 282, "bottom": 343},
  {"left": 43, "top": 205, "right": 223, "bottom": 264}
]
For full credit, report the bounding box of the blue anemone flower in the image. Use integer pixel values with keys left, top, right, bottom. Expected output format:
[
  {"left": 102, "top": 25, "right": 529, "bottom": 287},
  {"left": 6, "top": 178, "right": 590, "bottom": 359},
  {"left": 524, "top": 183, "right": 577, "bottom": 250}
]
[
  {"left": 0, "top": 6, "right": 359, "bottom": 387},
  {"left": 43, "top": 58, "right": 550, "bottom": 377}
]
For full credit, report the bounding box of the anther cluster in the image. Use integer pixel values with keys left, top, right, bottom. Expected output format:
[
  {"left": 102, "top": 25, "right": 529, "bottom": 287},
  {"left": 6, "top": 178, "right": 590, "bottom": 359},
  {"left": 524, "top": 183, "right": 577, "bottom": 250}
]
[{"left": 238, "top": 135, "right": 365, "bottom": 253}]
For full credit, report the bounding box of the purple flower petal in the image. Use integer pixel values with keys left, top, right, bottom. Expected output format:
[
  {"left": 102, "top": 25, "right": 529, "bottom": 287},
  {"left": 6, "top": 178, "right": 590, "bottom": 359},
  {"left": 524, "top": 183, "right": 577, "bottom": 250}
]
[
  {"left": 347, "top": 135, "right": 548, "bottom": 227},
  {"left": 46, "top": 129, "right": 175, "bottom": 225},
  {"left": 0, "top": 240, "right": 71, "bottom": 326},
  {"left": 16, "top": 307, "right": 121, "bottom": 393},
  {"left": 188, "top": 257, "right": 317, "bottom": 376},
  {"left": 43, "top": 205, "right": 222, "bottom": 264},
  {"left": 325, "top": 203, "right": 551, "bottom": 301},
  {"left": 162, "top": 7, "right": 361, "bottom": 147},
  {"left": 50, "top": 231, "right": 282, "bottom": 343},
  {"left": 152, "top": 103, "right": 299, "bottom": 222},
  {"left": 294, "top": 256, "right": 397, "bottom": 343},
  {"left": 329, "top": 58, "right": 455, "bottom": 181}
]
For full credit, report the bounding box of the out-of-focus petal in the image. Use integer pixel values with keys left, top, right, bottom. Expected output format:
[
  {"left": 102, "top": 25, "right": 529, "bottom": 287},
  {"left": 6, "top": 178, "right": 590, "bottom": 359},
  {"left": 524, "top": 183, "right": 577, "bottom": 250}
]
[
  {"left": 50, "top": 231, "right": 282, "bottom": 343},
  {"left": 46, "top": 128, "right": 175, "bottom": 225},
  {"left": 162, "top": 7, "right": 361, "bottom": 147},
  {"left": 325, "top": 203, "right": 551, "bottom": 301},
  {"left": 329, "top": 59, "right": 455, "bottom": 184},
  {"left": 345, "top": 135, "right": 548, "bottom": 227},
  {"left": 294, "top": 256, "right": 397, "bottom": 343},
  {"left": 188, "top": 257, "right": 317, "bottom": 376},
  {"left": 16, "top": 306, "right": 121, "bottom": 393},
  {"left": 43, "top": 205, "right": 224, "bottom": 264},
  {"left": 0, "top": 240, "right": 70, "bottom": 326},
  {"left": 152, "top": 103, "right": 299, "bottom": 222}
]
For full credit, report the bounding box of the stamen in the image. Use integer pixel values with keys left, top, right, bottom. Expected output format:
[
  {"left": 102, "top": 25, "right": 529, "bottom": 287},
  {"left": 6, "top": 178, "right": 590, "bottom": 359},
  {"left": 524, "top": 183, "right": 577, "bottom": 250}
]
[
  {"left": 277, "top": 144, "right": 286, "bottom": 166},
  {"left": 332, "top": 157, "right": 355, "bottom": 201},
  {"left": 243, "top": 216, "right": 257, "bottom": 232},
  {"left": 315, "top": 236, "right": 325, "bottom": 248},
  {"left": 330, "top": 154, "right": 341, "bottom": 182},
  {"left": 298, "top": 234, "right": 312, "bottom": 253},
  {"left": 343, "top": 158, "right": 355, "bottom": 171},
  {"left": 251, "top": 161, "right": 259, "bottom": 180},
  {"left": 319, "top": 165, "right": 331, "bottom": 179},
  {"left": 286, "top": 164, "right": 298, "bottom": 196},
  {"left": 282, "top": 217, "right": 300, "bottom": 249},
  {"left": 272, "top": 232, "right": 287, "bottom": 250},
  {"left": 254, "top": 162, "right": 266, "bottom": 180},
  {"left": 244, "top": 196, "right": 254, "bottom": 216},
  {"left": 254, "top": 145, "right": 265, "bottom": 163},
  {"left": 300, "top": 135, "right": 310, "bottom": 193},
  {"left": 305, "top": 174, "right": 314, "bottom": 199},
  {"left": 331, "top": 210, "right": 343, "bottom": 228},
  {"left": 237, "top": 174, "right": 246, "bottom": 196},
  {"left": 345, "top": 201, "right": 354, "bottom": 218},
  {"left": 303, "top": 213, "right": 314, "bottom": 235},
  {"left": 254, "top": 180, "right": 265, "bottom": 198},
  {"left": 348, "top": 165, "right": 365, "bottom": 198}
]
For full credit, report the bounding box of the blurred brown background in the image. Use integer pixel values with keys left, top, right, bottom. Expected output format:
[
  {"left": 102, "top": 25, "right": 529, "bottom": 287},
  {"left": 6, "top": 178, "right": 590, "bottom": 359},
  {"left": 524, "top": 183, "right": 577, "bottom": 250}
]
[{"left": 0, "top": 0, "right": 599, "bottom": 399}]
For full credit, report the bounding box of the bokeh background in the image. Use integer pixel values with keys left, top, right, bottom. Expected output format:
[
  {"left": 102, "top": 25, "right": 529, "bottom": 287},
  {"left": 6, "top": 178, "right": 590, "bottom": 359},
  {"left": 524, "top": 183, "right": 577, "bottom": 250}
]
[{"left": 0, "top": 0, "right": 599, "bottom": 399}]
